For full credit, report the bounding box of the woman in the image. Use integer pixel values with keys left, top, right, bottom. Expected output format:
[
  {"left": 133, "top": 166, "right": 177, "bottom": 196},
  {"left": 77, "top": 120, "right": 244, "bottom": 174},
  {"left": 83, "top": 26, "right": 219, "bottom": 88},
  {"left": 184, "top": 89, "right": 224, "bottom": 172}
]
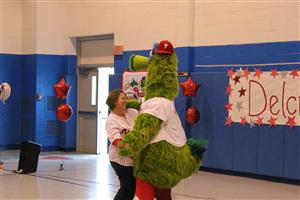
[{"left": 105, "top": 89, "right": 138, "bottom": 200}]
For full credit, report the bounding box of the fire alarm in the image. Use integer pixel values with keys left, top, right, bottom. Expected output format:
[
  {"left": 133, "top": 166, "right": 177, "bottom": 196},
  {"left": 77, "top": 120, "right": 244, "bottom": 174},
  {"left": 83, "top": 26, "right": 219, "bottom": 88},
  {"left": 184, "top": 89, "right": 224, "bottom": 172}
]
[{"left": 114, "top": 45, "right": 124, "bottom": 56}]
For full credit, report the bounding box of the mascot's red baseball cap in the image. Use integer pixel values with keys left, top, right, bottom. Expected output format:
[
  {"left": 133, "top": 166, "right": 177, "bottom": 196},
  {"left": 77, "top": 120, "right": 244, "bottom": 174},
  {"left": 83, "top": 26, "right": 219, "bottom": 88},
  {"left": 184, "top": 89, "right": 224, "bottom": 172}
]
[{"left": 155, "top": 40, "right": 174, "bottom": 54}]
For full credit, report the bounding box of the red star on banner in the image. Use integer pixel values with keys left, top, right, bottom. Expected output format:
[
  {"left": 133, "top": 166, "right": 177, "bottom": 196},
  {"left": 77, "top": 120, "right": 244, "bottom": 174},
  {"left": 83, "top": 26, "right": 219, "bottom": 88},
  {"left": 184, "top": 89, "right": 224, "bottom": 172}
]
[
  {"left": 286, "top": 116, "right": 296, "bottom": 130},
  {"left": 226, "top": 85, "right": 233, "bottom": 96},
  {"left": 270, "top": 68, "right": 279, "bottom": 78},
  {"left": 290, "top": 69, "right": 299, "bottom": 79},
  {"left": 225, "top": 116, "right": 233, "bottom": 126},
  {"left": 233, "top": 76, "right": 241, "bottom": 85},
  {"left": 227, "top": 68, "right": 235, "bottom": 79},
  {"left": 238, "top": 87, "right": 246, "bottom": 97},
  {"left": 253, "top": 68, "right": 262, "bottom": 78},
  {"left": 224, "top": 102, "right": 233, "bottom": 112},
  {"left": 255, "top": 116, "right": 264, "bottom": 126},
  {"left": 268, "top": 116, "right": 277, "bottom": 127},
  {"left": 242, "top": 68, "right": 250, "bottom": 80},
  {"left": 240, "top": 116, "right": 247, "bottom": 126}
]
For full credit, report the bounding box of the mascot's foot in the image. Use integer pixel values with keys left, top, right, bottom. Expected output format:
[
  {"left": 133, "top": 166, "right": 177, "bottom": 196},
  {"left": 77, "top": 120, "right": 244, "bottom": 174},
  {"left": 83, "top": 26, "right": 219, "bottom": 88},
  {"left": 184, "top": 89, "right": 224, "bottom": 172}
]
[
  {"left": 155, "top": 188, "right": 172, "bottom": 200},
  {"left": 136, "top": 177, "right": 172, "bottom": 200},
  {"left": 187, "top": 138, "right": 209, "bottom": 160},
  {"left": 136, "top": 177, "right": 155, "bottom": 200}
]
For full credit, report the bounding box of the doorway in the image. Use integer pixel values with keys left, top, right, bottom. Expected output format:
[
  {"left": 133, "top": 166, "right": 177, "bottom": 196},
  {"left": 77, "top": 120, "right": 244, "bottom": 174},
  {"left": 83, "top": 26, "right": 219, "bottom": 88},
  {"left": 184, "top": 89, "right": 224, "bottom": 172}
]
[
  {"left": 97, "top": 67, "right": 114, "bottom": 155},
  {"left": 76, "top": 34, "right": 114, "bottom": 154}
]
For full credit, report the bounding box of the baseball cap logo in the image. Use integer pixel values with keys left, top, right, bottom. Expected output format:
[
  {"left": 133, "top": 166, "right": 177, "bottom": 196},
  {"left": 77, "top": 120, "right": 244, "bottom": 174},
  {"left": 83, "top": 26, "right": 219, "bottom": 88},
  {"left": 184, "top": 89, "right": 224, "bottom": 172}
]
[{"left": 164, "top": 43, "right": 168, "bottom": 49}]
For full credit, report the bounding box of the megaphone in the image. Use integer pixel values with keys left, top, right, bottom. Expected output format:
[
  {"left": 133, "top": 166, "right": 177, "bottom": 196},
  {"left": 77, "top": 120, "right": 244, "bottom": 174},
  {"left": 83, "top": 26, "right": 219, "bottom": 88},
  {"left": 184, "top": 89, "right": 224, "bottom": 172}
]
[{"left": 128, "top": 54, "right": 150, "bottom": 71}]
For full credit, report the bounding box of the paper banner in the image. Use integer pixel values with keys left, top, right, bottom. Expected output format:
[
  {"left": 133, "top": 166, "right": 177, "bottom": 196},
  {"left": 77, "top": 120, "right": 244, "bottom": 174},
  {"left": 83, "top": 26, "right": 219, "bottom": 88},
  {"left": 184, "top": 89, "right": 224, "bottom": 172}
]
[
  {"left": 122, "top": 71, "right": 147, "bottom": 100},
  {"left": 226, "top": 68, "right": 300, "bottom": 128}
]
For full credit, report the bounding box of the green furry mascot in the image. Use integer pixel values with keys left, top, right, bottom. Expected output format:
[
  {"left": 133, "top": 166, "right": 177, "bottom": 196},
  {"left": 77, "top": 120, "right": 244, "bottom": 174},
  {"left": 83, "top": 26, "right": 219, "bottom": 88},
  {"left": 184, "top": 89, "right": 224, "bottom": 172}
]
[{"left": 121, "top": 40, "right": 207, "bottom": 200}]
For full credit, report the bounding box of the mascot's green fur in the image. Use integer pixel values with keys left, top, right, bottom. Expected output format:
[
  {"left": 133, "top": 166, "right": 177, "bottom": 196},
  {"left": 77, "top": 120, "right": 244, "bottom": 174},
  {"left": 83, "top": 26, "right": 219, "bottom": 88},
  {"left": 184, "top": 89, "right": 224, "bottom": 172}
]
[{"left": 121, "top": 50, "right": 207, "bottom": 189}]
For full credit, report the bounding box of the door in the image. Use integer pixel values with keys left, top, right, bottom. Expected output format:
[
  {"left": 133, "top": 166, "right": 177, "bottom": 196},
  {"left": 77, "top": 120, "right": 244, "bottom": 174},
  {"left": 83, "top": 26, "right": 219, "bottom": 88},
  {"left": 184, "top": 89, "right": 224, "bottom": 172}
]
[
  {"left": 77, "top": 68, "right": 98, "bottom": 153},
  {"left": 76, "top": 34, "right": 114, "bottom": 154}
]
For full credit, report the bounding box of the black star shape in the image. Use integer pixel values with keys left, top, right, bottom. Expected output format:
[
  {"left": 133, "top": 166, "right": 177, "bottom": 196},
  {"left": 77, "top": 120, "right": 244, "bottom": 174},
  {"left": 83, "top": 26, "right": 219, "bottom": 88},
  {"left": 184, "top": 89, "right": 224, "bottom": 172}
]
[
  {"left": 233, "top": 76, "right": 241, "bottom": 85},
  {"left": 238, "top": 87, "right": 246, "bottom": 97}
]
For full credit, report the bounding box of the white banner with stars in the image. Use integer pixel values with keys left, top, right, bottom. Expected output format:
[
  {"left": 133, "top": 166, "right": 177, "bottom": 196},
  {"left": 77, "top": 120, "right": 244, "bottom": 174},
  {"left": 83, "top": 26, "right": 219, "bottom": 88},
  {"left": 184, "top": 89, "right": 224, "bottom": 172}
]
[{"left": 225, "top": 68, "right": 300, "bottom": 129}]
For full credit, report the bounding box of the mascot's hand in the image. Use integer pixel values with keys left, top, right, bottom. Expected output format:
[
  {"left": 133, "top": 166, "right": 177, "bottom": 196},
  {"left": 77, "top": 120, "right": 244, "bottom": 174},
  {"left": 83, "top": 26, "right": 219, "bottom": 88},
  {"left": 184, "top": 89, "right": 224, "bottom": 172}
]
[
  {"left": 119, "top": 113, "right": 162, "bottom": 157},
  {"left": 119, "top": 136, "right": 134, "bottom": 157},
  {"left": 126, "top": 100, "right": 142, "bottom": 110}
]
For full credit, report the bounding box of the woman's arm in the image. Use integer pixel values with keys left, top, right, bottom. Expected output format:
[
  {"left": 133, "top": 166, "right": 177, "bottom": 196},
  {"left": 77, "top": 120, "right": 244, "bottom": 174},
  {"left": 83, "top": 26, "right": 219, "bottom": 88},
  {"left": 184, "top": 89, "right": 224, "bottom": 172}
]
[
  {"left": 105, "top": 119, "right": 123, "bottom": 147},
  {"left": 119, "top": 113, "right": 162, "bottom": 157}
]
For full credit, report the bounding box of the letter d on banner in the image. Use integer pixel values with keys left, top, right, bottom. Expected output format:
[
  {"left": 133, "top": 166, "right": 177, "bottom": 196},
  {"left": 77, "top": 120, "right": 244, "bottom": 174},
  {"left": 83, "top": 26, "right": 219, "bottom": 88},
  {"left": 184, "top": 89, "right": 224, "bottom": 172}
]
[{"left": 249, "top": 80, "right": 267, "bottom": 116}]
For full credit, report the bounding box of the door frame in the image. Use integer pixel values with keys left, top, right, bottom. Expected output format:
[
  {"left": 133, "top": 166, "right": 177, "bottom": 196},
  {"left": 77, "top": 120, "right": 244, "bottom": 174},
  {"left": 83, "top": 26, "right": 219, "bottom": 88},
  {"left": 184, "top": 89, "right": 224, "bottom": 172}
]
[{"left": 76, "top": 34, "right": 114, "bottom": 153}]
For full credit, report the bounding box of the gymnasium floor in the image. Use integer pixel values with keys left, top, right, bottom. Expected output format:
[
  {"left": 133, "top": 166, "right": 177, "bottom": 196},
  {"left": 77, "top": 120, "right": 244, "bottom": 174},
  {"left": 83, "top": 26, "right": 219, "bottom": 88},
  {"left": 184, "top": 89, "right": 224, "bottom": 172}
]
[{"left": 0, "top": 151, "right": 299, "bottom": 200}]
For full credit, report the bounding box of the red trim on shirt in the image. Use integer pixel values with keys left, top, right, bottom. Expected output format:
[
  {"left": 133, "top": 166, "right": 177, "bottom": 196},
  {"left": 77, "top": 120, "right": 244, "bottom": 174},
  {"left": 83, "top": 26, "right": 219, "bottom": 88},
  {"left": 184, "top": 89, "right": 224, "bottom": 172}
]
[{"left": 112, "top": 138, "right": 122, "bottom": 147}]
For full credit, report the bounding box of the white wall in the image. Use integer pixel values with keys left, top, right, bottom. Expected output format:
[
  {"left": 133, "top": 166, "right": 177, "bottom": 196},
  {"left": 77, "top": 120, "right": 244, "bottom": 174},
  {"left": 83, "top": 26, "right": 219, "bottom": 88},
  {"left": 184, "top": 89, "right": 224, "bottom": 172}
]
[
  {"left": 63, "top": 1, "right": 194, "bottom": 54},
  {"left": 194, "top": 1, "right": 300, "bottom": 46},
  {"left": 22, "top": 1, "right": 37, "bottom": 54},
  {"left": 36, "top": 1, "right": 65, "bottom": 54},
  {"left": 0, "top": 1, "right": 299, "bottom": 54},
  {"left": 0, "top": 1, "right": 22, "bottom": 54}
]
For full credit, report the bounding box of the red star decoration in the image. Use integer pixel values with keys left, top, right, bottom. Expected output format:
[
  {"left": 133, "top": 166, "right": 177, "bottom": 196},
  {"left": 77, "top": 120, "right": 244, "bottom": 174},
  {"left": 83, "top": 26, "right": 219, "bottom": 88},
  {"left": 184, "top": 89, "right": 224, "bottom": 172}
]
[
  {"left": 290, "top": 69, "right": 299, "bottom": 79},
  {"left": 225, "top": 116, "right": 233, "bottom": 126},
  {"left": 180, "top": 77, "right": 200, "bottom": 97},
  {"left": 255, "top": 116, "right": 264, "bottom": 126},
  {"left": 286, "top": 116, "right": 296, "bottom": 130},
  {"left": 224, "top": 102, "right": 233, "bottom": 112},
  {"left": 54, "top": 78, "right": 71, "bottom": 99},
  {"left": 242, "top": 68, "right": 250, "bottom": 79},
  {"left": 233, "top": 76, "right": 241, "bottom": 85},
  {"left": 268, "top": 116, "right": 277, "bottom": 127},
  {"left": 270, "top": 68, "right": 279, "bottom": 78},
  {"left": 227, "top": 68, "right": 235, "bottom": 79},
  {"left": 253, "top": 68, "right": 262, "bottom": 78},
  {"left": 226, "top": 85, "right": 233, "bottom": 96},
  {"left": 238, "top": 87, "right": 246, "bottom": 97},
  {"left": 240, "top": 116, "right": 247, "bottom": 126}
]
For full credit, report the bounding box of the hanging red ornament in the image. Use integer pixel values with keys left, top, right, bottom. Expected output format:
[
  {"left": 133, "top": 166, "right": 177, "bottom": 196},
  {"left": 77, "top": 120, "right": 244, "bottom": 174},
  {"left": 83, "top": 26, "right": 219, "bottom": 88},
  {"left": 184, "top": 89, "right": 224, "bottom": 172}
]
[
  {"left": 54, "top": 78, "right": 71, "bottom": 99},
  {"left": 56, "top": 104, "right": 73, "bottom": 122},
  {"left": 180, "top": 77, "right": 200, "bottom": 97},
  {"left": 186, "top": 106, "right": 200, "bottom": 125}
]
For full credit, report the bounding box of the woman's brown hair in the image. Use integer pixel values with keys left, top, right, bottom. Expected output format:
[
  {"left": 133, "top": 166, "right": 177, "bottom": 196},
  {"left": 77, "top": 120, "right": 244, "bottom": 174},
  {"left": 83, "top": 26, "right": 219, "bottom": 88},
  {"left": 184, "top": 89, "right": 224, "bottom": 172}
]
[{"left": 106, "top": 89, "right": 124, "bottom": 110}]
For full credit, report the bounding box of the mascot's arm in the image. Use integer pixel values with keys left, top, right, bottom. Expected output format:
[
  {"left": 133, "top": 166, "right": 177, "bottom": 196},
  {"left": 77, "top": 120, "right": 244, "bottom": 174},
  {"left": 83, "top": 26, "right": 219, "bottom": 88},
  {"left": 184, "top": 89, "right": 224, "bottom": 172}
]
[
  {"left": 119, "top": 113, "right": 162, "bottom": 157},
  {"left": 126, "top": 100, "right": 142, "bottom": 110}
]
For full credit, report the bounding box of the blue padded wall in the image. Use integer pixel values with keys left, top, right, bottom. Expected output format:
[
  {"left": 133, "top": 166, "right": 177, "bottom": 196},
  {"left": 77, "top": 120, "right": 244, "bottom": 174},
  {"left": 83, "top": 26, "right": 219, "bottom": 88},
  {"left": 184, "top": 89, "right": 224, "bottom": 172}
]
[
  {"left": 0, "top": 54, "right": 77, "bottom": 150},
  {"left": 21, "top": 55, "right": 37, "bottom": 143},
  {"left": 0, "top": 54, "right": 22, "bottom": 149},
  {"left": 190, "top": 73, "right": 233, "bottom": 170},
  {"left": 193, "top": 41, "right": 300, "bottom": 71},
  {"left": 35, "top": 55, "right": 66, "bottom": 148}
]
